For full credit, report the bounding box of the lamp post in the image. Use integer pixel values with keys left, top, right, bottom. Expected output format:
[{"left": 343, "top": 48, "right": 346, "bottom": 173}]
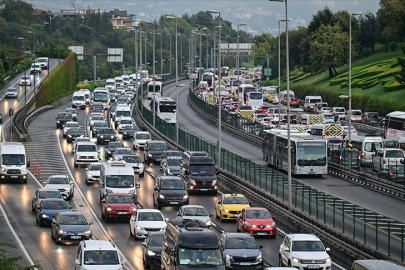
[
  {"left": 278, "top": 18, "right": 289, "bottom": 128},
  {"left": 199, "top": 27, "right": 207, "bottom": 69},
  {"left": 213, "top": 26, "right": 221, "bottom": 78},
  {"left": 166, "top": 33, "right": 172, "bottom": 75},
  {"left": 140, "top": 30, "right": 144, "bottom": 114},
  {"left": 205, "top": 33, "right": 210, "bottom": 69},
  {"left": 146, "top": 22, "right": 156, "bottom": 127},
  {"left": 27, "top": 31, "right": 36, "bottom": 93},
  {"left": 207, "top": 10, "right": 222, "bottom": 168},
  {"left": 237, "top": 23, "right": 247, "bottom": 85},
  {"left": 179, "top": 34, "right": 183, "bottom": 74},
  {"left": 157, "top": 33, "right": 162, "bottom": 75}
]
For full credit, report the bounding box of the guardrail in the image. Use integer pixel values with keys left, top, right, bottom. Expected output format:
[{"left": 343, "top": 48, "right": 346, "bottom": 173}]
[{"left": 134, "top": 82, "right": 405, "bottom": 264}]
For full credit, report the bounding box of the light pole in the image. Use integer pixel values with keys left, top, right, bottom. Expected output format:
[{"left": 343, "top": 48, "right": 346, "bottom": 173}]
[
  {"left": 28, "top": 31, "right": 36, "bottom": 92},
  {"left": 237, "top": 23, "right": 247, "bottom": 85},
  {"left": 278, "top": 18, "right": 289, "bottom": 128},
  {"left": 178, "top": 33, "right": 183, "bottom": 74},
  {"left": 199, "top": 28, "right": 207, "bottom": 69},
  {"left": 58, "top": 17, "right": 63, "bottom": 64},
  {"left": 205, "top": 33, "right": 210, "bottom": 69},
  {"left": 166, "top": 33, "right": 172, "bottom": 75},
  {"left": 157, "top": 33, "right": 162, "bottom": 75},
  {"left": 146, "top": 22, "right": 156, "bottom": 127},
  {"left": 207, "top": 10, "right": 221, "bottom": 168},
  {"left": 140, "top": 30, "right": 144, "bottom": 114},
  {"left": 213, "top": 26, "right": 221, "bottom": 78}
]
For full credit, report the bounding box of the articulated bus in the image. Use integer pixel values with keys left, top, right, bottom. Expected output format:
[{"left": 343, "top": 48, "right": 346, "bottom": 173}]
[
  {"left": 151, "top": 97, "right": 177, "bottom": 124},
  {"left": 263, "top": 130, "right": 328, "bottom": 176},
  {"left": 381, "top": 111, "right": 405, "bottom": 138},
  {"left": 147, "top": 81, "right": 163, "bottom": 99}
]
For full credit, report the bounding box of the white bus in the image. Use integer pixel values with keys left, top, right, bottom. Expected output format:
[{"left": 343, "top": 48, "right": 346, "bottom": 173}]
[
  {"left": 152, "top": 97, "right": 177, "bottom": 124},
  {"left": 247, "top": 92, "right": 263, "bottom": 111},
  {"left": 262, "top": 130, "right": 328, "bottom": 176},
  {"left": 309, "top": 124, "right": 343, "bottom": 140},
  {"left": 92, "top": 88, "right": 109, "bottom": 110},
  {"left": 147, "top": 81, "right": 163, "bottom": 99},
  {"left": 342, "top": 135, "right": 383, "bottom": 165},
  {"left": 381, "top": 111, "right": 405, "bottom": 138}
]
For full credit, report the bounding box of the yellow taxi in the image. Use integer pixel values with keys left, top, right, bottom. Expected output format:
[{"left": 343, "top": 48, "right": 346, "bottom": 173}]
[
  {"left": 215, "top": 193, "right": 251, "bottom": 222},
  {"left": 268, "top": 94, "right": 277, "bottom": 102}
]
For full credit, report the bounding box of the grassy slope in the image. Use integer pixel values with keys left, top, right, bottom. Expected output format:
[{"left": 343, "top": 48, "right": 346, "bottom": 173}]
[{"left": 293, "top": 49, "right": 404, "bottom": 105}]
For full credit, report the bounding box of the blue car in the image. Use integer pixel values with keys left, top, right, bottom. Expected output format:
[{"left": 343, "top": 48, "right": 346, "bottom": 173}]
[{"left": 36, "top": 198, "right": 70, "bottom": 227}]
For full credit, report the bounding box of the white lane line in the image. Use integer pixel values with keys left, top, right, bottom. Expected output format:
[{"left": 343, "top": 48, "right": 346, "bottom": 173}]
[
  {"left": 55, "top": 129, "right": 136, "bottom": 270},
  {"left": 214, "top": 192, "right": 346, "bottom": 269},
  {"left": 0, "top": 196, "right": 37, "bottom": 269}
]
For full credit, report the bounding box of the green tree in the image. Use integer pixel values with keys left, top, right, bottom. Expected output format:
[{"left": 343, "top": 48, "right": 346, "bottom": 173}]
[
  {"left": 0, "top": 242, "right": 37, "bottom": 270},
  {"left": 309, "top": 24, "right": 349, "bottom": 78},
  {"left": 359, "top": 12, "right": 379, "bottom": 53},
  {"left": 307, "top": 6, "right": 334, "bottom": 33},
  {"left": 377, "top": 0, "right": 405, "bottom": 43},
  {"left": 0, "top": 0, "right": 34, "bottom": 26}
]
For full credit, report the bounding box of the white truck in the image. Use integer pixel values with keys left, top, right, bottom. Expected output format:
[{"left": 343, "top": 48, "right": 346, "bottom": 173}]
[{"left": 0, "top": 142, "right": 29, "bottom": 183}]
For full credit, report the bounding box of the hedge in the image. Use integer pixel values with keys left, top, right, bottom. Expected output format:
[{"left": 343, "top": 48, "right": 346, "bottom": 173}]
[{"left": 384, "top": 78, "right": 405, "bottom": 92}]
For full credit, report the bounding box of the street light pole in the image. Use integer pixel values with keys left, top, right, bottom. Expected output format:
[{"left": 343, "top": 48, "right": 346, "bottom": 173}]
[
  {"left": 157, "top": 33, "right": 162, "bottom": 75},
  {"left": 237, "top": 23, "right": 247, "bottom": 86},
  {"left": 28, "top": 31, "right": 36, "bottom": 93},
  {"left": 206, "top": 33, "right": 210, "bottom": 68},
  {"left": 146, "top": 22, "right": 156, "bottom": 127},
  {"left": 166, "top": 33, "right": 172, "bottom": 75},
  {"left": 278, "top": 19, "right": 289, "bottom": 128}
]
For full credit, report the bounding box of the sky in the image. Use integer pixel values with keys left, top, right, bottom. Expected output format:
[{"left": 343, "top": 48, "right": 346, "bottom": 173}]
[{"left": 26, "top": 0, "right": 381, "bottom": 35}]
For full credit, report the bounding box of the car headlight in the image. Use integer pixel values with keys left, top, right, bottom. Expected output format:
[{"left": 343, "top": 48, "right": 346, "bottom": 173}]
[
  {"left": 159, "top": 194, "right": 165, "bottom": 199},
  {"left": 93, "top": 156, "right": 98, "bottom": 159},
  {"left": 147, "top": 250, "right": 156, "bottom": 256},
  {"left": 110, "top": 135, "right": 114, "bottom": 138},
  {"left": 0, "top": 167, "right": 6, "bottom": 172},
  {"left": 67, "top": 134, "right": 72, "bottom": 137},
  {"left": 325, "top": 257, "right": 331, "bottom": 264},
  {"left": 225, "top": 254, "right": 232, "bottom": 266},
  {"left": 106, "top": 207, "right": 113, "bottom": 212},
  {"left": 183, "top": 195, "right": 188, "bottom": 200},
  {"left": 292, "top": 257, "right": 302, "bottom": 264},
  {"left": 256, "top": 254, "right": 262, "bottom": 262},
  {"left": 21, "top": 168, "right": 27, "bottom": 173},
  {"left": 128, "top": 189, "right": 135, "bottom": 195},
  {"left": 106, "top": 189, "right": 113, "bottom": 194},
  {"left": 57, "top": 120, "right": 60, "bottom": 123},
  {"left": 224, "top": 209, "right": 229, "bottom": 213},
  {"left": 212, "top": 180, "right": 217, "bottom": 186},
  {"left": 84, "top": 230, "right": 92, "bottom": 234},
  {"left": 42, "top": 214, "right": 48, "bottom": 218},
  {"left": 59, "top": 229, "right": 66, "bottom": 234},
  {"left": 100, "top": 135, "right": 104, "bottom": 138},
  {"left": 124, "top": 132, "right": 128, "bottom": 134},
  {"left": 270, "top": 221, "right": 276, "bottom": 228},
  {"left": 130, "top": 207, "right": 137, "bottom": 212},
  {"left": 244, "top": 221, "right": 252, "bottom": 227},
  {"left": 189, "top": 180, "right": 196, "bottom": 185},
  {"left": 148, "top": 153, "right": 153, "bottom": 157},
  {"left": 206, "top": 220, "right": 212, "bottom": 227},
  {"left": 136, "top": 225, "right": 144, "bottom": 230},
  {"left": 167, "top": 168, "right": 171, "bottom": 174},
  {"left": 76, "top": 156, "right": 81, "bottom": 159},
  {"left": 139, "top": 164, "right": 144, "bottom": 169}
]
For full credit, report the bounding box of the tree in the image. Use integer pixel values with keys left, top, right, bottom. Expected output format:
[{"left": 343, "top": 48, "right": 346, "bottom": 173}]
[
  {"left": 307, "top": 6, "right": 334, "bottom": 33},
  {"left": 377, "top": 0, "right": 405, "bottom": 43},
  {"left": 0, "top": 0, "right": 34, "bottom": 26},
  {"left": 359, "top": 12, "right": 379, "bottom": 53},
  {"left": 0, "top": 242, "right": 37, "bottom": 270},
  {"left": 309, "top": 24, "right": 349, "bottom": 78},
  {"left": 396, "top": 41, "right": 405, "bottom": 85}
]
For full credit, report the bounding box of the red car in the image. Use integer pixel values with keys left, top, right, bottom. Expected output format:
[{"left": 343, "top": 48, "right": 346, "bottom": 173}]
[
  {"left": 236, "top": 207, "right": 277, "bottom": 237},
  {"left": 289, "top": 97, "right": 300, "bottom": 107},
  {"left": 101, "top": 193, "right": 137, "bottom": 222}
]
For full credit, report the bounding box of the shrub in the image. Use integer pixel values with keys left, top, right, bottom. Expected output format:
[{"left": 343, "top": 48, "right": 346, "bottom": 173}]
[
  {"left": 389, "top": 41, "right": 398, "bottom": 52},
  {"left": 362, "top": 48, "right": 371, "bottom": 57},
  {"left": 382, "top": 44, "right": 389, "bottom": 52},
  {"left": 384, "top": 78, "right": 405, "bottom": 92}
]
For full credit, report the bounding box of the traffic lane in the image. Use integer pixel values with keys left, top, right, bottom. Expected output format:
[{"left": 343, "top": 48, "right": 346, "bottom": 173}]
[
  {"left": 175, "top": 85, "right": 405, "bottom": 224},
  {"left": 0, "top": 175, "right": 75, "bottom": 270}
]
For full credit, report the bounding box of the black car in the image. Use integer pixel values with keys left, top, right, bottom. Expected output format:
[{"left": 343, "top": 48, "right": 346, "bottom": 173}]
[
  {"left": 362, "top": 112, "right": 380, "bottom": 126},
  {"left": 159, "top": 149, "right": 182, "bottom": 171},
  {"left": 153, "top": 176, "right": 189, "bottom": 209},
  {"left": 105, "top": 141, "right": 125, "bottom": 159},
  {"left": 36, "top": 198, "right": 70, "bottom": 227},
  {"left": 96, "top": 128, "right": 116, "bottom": 144},
  {"left": 144, "top": 140, "right": 168, "bottom": 165},
  {"left": 66, "top": 127, "right": 85, "bottom": 143},
  {"left": 122, "top": 125, "right": 139, "bottom": 140},
  {"left": 219, "top": 233, "right": 263, "bottom": 270},
  {"left": 51, "top": 211, "right": 93, "bottom": 244},
  {"left": 55, "top": 112, "right": 73, "bottom": 129},
  {"left": 91, "top": 121, "right": 108, "bottom": 137},
  {"left": 142, "top": 232, "right": 164, "bottom": 269},
  {"left": 378, "top": 165, "right": 405, "bottom": 183}
]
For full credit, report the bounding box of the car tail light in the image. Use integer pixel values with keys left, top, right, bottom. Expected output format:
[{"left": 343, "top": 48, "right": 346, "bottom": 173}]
[{"left": 390, "top": 172, "right": 395, "bottom": 177}]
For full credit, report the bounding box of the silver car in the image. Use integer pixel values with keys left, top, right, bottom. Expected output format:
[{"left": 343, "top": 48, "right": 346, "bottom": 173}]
[
  {"left": 162, "top": 156, "right": 182, "bottom": 176},
  {"left": 112, "top": 147, "right": 133, "bottom": 161},
  {"left": 85, "top": 162, "right": 102, "bottom": 184},
  {"left": 176, "top": 205, "right": 213, "bottom": 227},
  {"left": 43, "top": 175, "right": 74, "bottom": 201}
]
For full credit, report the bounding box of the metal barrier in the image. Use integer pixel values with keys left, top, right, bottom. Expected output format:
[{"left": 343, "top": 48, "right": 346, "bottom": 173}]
[{"left": 138, "top": 86, "right": 405, "bottom": 264}]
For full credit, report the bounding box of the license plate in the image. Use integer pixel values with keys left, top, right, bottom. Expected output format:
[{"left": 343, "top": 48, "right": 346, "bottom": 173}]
[
  {"left": 118, "top": 212, "right": 127, "bottom": 215},
  {"left": 164, "top": 118, "right": 170, "bottom": 120},
  {"left": 233, "top": 214, "right": 238, "bottom": 217},
  {"left": 199, "top": 188, "right": 208, "bottom": 191},
  {"left": 240, "top": 262, "right": 251, "bottom": 266},
  {"left": 104, "top": 139, "right": 110, "bottom": 141},
  {"left": 10, "top": 176, "right": 18, "bottom": 178},
  {"left": 170, "top": 202, "right": 179, "bottom": 204},
  {"left": 398, "top": 174, "right": 404, "bottom": 177},
  {"left": 308, "top": 172, "right": 316, "bottom": 174},
  {"left": 257, "top": 232, "right": 267, "bottom": 235},
  {"left": 71, "top": 236, "right": 81, "bottom": 239},
  {"left": 307, "top": 266, "right": 320, "bottom": 269}
]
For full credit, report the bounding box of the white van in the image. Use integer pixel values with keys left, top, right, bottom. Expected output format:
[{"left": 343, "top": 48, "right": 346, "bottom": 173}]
[
  {"left": 0, "top": 142, "right": 29, "bottom": 183},
  {"left": 351, "top": 260, "right": 405, "bottom": 270},
  {"left": 79, "top": 89, "right": 91, "bottom": 106},
  {"left": 37, "top": 57, "right": 49, "bottom": 69},
  {"left": 73, "top": 142, "right": 99, "bottom": 168},
  {"left": 99, "top": 161, "right": 140, "bottom": 202},
  {"left": 105, "top": 78, "right": 115, "bottom": 90},
  {"left": 114, "top": 77, "right": 123, "bottom": 87},
  {"left": 343, "top": 135, "right": 383, "bottom": 165},
  {"left": 304, "top": 95, "right": 322, "bottom": 112},
  {"left": 72, "top": 91, "right": 86, "bottom": 110},
  {"left": 247, "top": 91, "right": 263, "bottom": 111}
]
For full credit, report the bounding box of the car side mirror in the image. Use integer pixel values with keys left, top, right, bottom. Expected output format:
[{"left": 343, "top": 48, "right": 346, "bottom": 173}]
[
  {"left": 165, "top": 218, "right": 169, "bottom": 223},
  {"left": 89, "top": 221, "right": 93, "bottom": 225},
  {"left": 259, "top": 245, "right": 264, "bottom": 249},
  {"left": 326, "top": 247, "right": 330, "bottom": 252},
  {"left": 100, "top": 183, "right": 104, "bottom": 188},
  {"left": 55, "top": 118, "right": 57, "bottom": 120},
  {"left": 284, "top": 247, "right": 290, "bottom": 252},
  {"left": 141, "top": 242, "right": 147, "bottom": 247},
  {"left": 136, "top": 182, "right": 140, "bottom": 188},
  {"left": 249, "top": 202, "right": 254, "bottom": 207},
  {"left": 101, "top": 199, "right": 106, "bottom": 203},
  {"left": 52, "top": 219, "right": 56, "bottom": 224},
  {"left": 43, "top": 182, "right": 47, "bottom": 185},
  {"left": 98, "top": 150, "right": 101, "bottom": 153},
  {"left": 216, "top": 170, "right": 219, "bottom": 175},
  {"left": 177, "top": 213, "right": 181, "bottom": 216},
  {"left": 85, "top": 168, "right": 88, "bottom": 171},
  {"left": 217, "top": 199, "right": 222, "bottom": 204},
  {"left": 75, "top": 259, "right": 80, "bottom": 265},
  {"left": 184, "top": 169, "right": 189, "bottom": 175},
  {"left": 70, "top": 181, "right": 74, "bottom": 185},
  {"left": 209, "top": 214, "right": 213, "bottom": 217},
  {"left": 154, "top": 186, "right": 158, "bottom": 191},
  {"left": 121, "top": 259, "right": 127, "bottom": 265},
  {"left": 27, "top": 160, "right": 31, "bottom": 167}
]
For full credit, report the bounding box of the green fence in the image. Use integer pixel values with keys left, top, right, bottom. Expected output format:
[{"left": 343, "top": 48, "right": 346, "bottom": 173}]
[{"left": 136, "top": 79, "right": 405, "bottom": 263}]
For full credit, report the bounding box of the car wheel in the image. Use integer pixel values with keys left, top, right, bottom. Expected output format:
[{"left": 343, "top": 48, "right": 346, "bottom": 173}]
[
  {"left": 236, "top": 223, "right": 240, "bottom": 232},
  {"left": 105, "top": 215, "right": 110, "bottom": 223},
  {"left": 31, "top": 203, "right": 35, "bottom": 213},
  {"left": 51, "top": 229, "right": 55, "bottom": 239},
  {"left": 278, "top": 256, "right": 283, "bottom": 266},
  {"left": 74, "top": 162, "right": 78, "bottom": 168},
  {"left": 288, "top": 261, "right": 292, "bottom": 267},
  {"left": 140, "top": 172, "right": 144, "bottom": 177},
  {"left": 219, "top": 211, "right": 223, "bottom": 222},
  {"left": 71, "top": 189, "right": 74, "bottom": 197},
  {"left": 86, "top": 179, "right": 89, "bottom": 185},
  {"left": 102, "top": 210, "right": 105, "bottom": 219}
]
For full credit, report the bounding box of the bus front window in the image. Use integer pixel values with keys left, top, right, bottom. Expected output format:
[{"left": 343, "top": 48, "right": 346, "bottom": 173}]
[{"left": 296, "top": 142, "right": 327, "bottom": 166}]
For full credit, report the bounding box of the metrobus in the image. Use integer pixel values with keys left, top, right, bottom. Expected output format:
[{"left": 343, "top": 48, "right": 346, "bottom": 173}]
[
  {"left": 151, "top": 97, "right": 177, "bottom": 124},
  {"left": 147, "top": 81, "right": 163, "bottom": 99},
  {"left": 381, "top": 111, "right": 405, "bottom": 138},
  {"left": 262, "top": 129, "right": 328, "bottom": 176},
  {"left": 309, "top": 124, "right": 343, "bottom": 140},
  {"left": 247, "top": 92, "right": 263, "bottom": 111}
]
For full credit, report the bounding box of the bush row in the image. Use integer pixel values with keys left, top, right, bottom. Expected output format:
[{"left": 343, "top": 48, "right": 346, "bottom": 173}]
[{"left": 384, "top": 78, "right": 405, "bottom": 92}]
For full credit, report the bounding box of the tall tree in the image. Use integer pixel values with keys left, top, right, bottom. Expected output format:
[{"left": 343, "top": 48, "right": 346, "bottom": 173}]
[
  {"left": 359, "top": 12, "right": 379, "bottom": 52},
  {"left": 0, "top": 0, "right": 34, "bottom": 25},
  {"left": 307, "top": 6, "right": 334, "bottom": 33},
  {"left": 309, "top": 24, "right": 349, "bottom": 78},
  {"left": 377, "top": 0, "right": 405, "bottom": 42}
]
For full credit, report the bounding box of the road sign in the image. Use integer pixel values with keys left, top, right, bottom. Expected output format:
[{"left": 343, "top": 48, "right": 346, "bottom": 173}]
[
  {"left": 264, "top": 68, "right": 272, "bottom": 77},
  {"left": 8, "top": 108, "right": 13, "bottom": 117}
]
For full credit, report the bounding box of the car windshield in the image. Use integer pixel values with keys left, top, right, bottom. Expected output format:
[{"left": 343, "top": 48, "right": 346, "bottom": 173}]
[
  {"left": 123, "top": 156, "right": 141, "bottom": 163},
  {"left": 160, "top": 179, "right": 185, "bottom": 190},
  {"left": 89, "top": 163, "right": 102, "bottom": 170},
  {"left": 92, "top": 116, "right": 105, "bottom": 121},
  {"left": 108, "top": 195, "right": 133, "bottom": 203},
  {"left": 42, "top": 200, "right": 68, "bottom": 210},
  {"left": 149, "top": 143, "right": 167, "bottom": 151},
  {"left": 183, "top": 207, "right": 208, "bottom": 216},
  {"left": 190, "top": 165, "right": 215, "bottom": 176},
  {"left": 77, "top": 145, "right": 97, "bottom": 152},
  {"left": 38, "top": 190, "right": 61, "bottom": 199},
  {"left": 84, "top": 250, "right": 119, "bottom": 265},
  {"left": 116, "top": 149, "right": 132, "bottom": 155},
  {"left": 223, "top": 196, "right": 248, "bottom": 204},
  {"left": 93, "top": 122, "right": 107, "bottom": 127},
  {"left": 292, "top": 240, "right": 325, "bottom": 252},
  {"left": 352, "top": 111, "right": 362, "bottom": 116},
  {"left": 58, "top": 113, "right": 72, "bottom": 119},
  {"left": 225, "top": 238, "right": 258, "bottom": 249},
  {"left": 108, "top": 143, "right": 124, "bottom": 149},
  {"left": 66, "top": 123, "right": 79, "bottom": 127},
  {"left": 100, "top": 129, "right": 114, "bottom": 134},
  {"left": 116, "top": 111, "right": 131, "bottom": 117},
  {"left": 48, "top": 177, "right": 69, "bottom": 184},
  {"left": 59, "top": 214, "right": 87, "bottom": 225},
  {"left": 120, "top": 120, "right": 132, "bottom": 125},
  {"left": 136, "top": 133, "right": 151, "bottom": 139},
  {"left": 246, "top": 210, "right": 270, "bottom": 219},
  {"left": 21, "top": 76, "right": 30, "bottom": 80},
  {"left": 178, "top": 248, "right": 222, "bottom": 265},
  {"left": 138, "top": 212, "right": 164, "bottom": 221},
  {"left": 106, "top": 175, "right": 134, "bottom": 188},
  {"left": 364, "top": 142, "right": 383, "bottom": 152},
  {"left": 167, "top": 159, "right": 182, "bottom": 166},
  {"left": 2, "top": 154, "right": 25, "bottom": 165},
  {"left": 386, "top": 150, "right": 404, "bottom": 158},
  {"left": 73, "top": 96, "right": 84, "bottom": 101},
  {"left": 69, "top": 128, "right": 82, "bottom": 133},
  {"left": 125, "top": 126, "right": 138, "bottom": 131},
  {"left": 335, "top": 108, "right": 345, "bottom": 112},
  {"left": 149, "top": 234, "right": 164, "bottom": 247},
  {"left": 385, "top": 165, "right": 405, "bottom": 173}
]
